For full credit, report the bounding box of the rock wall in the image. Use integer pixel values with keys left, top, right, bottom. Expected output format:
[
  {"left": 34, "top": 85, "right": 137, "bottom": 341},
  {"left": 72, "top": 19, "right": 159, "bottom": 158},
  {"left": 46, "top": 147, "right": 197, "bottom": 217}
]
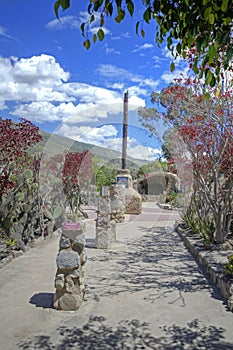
[
  {"left": 110, "top": 183, "right": 125, "bottom": 223},
  {"left": 96, "top": 194, "right": 117, "bottom": 248},
  {"left": 53, "top": 221, "right": 86, "bottom": 310},
  {"left": 95, "top": 196, "right": 112, "bottom": 249}
]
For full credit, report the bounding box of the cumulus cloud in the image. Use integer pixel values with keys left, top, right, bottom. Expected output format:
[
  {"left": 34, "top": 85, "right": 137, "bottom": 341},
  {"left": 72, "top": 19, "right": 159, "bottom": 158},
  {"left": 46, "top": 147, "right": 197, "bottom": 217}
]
[
  {"left": 56, "top": 124, "right": 161, "bottom": 161},
  {"left": 0, "top": 55, "right": 72, "bottom": 113},
  {"left": 57, "top": 124, "right": 118, "bottom": 144},
  {"left": 0, "top": 54, "right": 146, "bottom": 123}
]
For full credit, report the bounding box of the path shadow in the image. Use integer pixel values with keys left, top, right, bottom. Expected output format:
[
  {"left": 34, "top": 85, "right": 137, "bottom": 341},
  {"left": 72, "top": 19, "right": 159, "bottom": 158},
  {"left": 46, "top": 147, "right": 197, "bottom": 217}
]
[
  {"left": 18, "top": 316, "right": 233, "bottom": 349},
  {"left": 29, "top": 292, "right": 54, "bottom": 309},
  {"left": 85, "top": 226, "right": 223, "bottom": 304}
]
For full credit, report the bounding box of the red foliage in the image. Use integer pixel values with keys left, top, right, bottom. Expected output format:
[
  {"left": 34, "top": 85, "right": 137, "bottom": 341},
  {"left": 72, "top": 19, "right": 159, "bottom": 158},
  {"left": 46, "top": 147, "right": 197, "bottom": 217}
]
[
  {"left": 62, "top": 150, "right": 93, "bottom": 190},
  {"left": 0, "top": 118, "right": 42, "bottom": 198}
]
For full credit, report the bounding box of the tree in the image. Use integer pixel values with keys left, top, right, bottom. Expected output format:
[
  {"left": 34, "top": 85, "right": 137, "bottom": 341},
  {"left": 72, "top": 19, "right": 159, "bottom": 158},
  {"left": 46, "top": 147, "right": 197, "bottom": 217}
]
[
  {"left": 0, "top": 118, "right": 43, "bottom": 243},
  {"left": 0, "top": 118, "right": 42, "bottom": 202},
  {"left": 54, "top": 0, "right": 233, "bottom": 84},
  {"left": 139, "top": 76, "right": 233, "bottom": 244},
  {"left": 41, "top": 150, "right": 93, "bottom": 219}
]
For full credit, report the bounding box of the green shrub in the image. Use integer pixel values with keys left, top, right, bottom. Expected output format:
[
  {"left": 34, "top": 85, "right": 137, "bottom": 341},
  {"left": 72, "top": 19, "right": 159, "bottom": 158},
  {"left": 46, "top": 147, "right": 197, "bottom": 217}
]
[
  {"left": 224, "top": 254, "right": 233, "bottom": 276},
  {"left": 181, "top": 210, "right": 215, "bottom": 244}
]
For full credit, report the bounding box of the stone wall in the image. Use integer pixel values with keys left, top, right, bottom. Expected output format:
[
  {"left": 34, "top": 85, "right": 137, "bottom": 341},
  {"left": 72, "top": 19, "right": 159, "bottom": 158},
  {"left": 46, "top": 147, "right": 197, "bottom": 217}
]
[
  {"left": 95, "top": 196, "right": 112, "bottom": 249},
  {"left": 109, "top": 183, "right": 125, "bottom": 223},
  {"left": 53, "top": 221, "right": 86, "bottom": 311}
]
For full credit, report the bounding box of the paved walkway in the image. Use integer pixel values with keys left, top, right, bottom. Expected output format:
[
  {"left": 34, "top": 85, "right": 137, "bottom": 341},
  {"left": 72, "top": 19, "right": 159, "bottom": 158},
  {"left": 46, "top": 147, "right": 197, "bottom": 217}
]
[{"left": 0, "top": 203, "right": 233, "bottom": 349}]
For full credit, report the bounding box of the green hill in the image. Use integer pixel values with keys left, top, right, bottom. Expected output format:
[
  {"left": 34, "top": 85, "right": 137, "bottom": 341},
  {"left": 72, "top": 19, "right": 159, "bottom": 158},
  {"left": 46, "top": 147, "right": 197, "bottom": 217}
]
[{"left": 31, "top": 129, "right": 147, "bottom": 168}]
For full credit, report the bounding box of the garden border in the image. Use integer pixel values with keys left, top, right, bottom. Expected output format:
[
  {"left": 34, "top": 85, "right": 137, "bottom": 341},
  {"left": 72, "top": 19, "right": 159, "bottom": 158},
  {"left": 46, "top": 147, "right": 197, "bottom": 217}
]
[{"left": 175, "top": 223, "right": 233, "bottom": 312}]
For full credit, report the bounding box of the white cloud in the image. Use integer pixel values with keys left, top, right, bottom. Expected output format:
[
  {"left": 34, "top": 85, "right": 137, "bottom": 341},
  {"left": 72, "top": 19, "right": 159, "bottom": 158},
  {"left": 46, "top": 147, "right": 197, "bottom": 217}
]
[
  {"left": 56, "top": 123, "right": 161, "bottom": 161},
  {"left": 46, "top": 12, "right": 111, "bottom": 38},
  {"left": 13, "top": 54, "right": 70, "bottom": 85},
  {"left": 133, "top": 43, "right": 154, "bottom": 52},
  {"left": 90, "top": 27, "right": 110, "bottom": 35},
  {"left": 105, "top": 45, "right": 121, "bottom": 55},
  {"left": 60, "top": 82, "right": 121, "bottom": 104},
  {"left": 11, "top": 102, "right": 82, "bottom": 123},
  {"left": 161, "top": 66, "right": 190, "bottom": 85},
  {"left": 46, "top": 15, "right": 81, "bottom": 30},
  {"left": 0, "top": 54, "right": 146, "bottom": 123},
  {"left": 111, "top": 32, "right": 131, "bottom": 40},
  {"left": 57, "top": 124, "right": 118, "bottom": 144},
  {"left": 0, "top": 55, "right": 72, "bottom": 112},
  {"left": 97, "top": 64, "right": 159, "bottom": 91},
  {"left": 110, "top": 83, "right": 125, "bottom": 90}
]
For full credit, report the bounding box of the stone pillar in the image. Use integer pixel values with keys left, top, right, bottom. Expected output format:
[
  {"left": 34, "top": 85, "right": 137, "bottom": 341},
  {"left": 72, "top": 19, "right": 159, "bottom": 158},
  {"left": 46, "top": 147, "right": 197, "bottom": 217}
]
[
  {"left": 53, "top": 221, "right": 86, "bottom": 311},
  {"left": 95, "top": 194, "right": 112, "bottom": 249},
  {"left": 110, "top": 183, "right": 125, "bottom": 223}
]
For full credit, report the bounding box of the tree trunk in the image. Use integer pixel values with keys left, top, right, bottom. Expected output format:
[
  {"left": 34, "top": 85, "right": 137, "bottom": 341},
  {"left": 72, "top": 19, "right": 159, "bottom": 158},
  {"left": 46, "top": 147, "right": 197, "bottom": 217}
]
[{"left": 214, "top": 209, "right": 226, "bottom": 244}]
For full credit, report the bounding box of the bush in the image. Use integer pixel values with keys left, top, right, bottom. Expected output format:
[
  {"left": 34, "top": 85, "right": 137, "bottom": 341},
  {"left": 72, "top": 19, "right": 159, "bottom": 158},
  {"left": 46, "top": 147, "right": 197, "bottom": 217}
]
[
  {"left": 181, "top": 210, "right": 215, "bottom": 244},
  {"left": 224, "top": 254, "right": 233, "bottom": 276}
]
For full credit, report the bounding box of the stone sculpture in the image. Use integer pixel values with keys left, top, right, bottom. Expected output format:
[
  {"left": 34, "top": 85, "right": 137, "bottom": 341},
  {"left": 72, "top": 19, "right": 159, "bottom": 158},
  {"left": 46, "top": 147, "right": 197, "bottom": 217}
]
[{"left": 53, "top": 221, "right": 86, "bottom": 311}]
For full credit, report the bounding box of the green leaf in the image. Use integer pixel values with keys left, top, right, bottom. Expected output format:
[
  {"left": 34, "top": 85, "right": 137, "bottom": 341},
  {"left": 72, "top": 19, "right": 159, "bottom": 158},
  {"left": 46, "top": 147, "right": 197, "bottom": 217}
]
[
  {"left": 127, "top": 0, "right": 134, "bottom": 16},
  {"left": 205, "top": 70, "right": 214, "bottom": 85},
  {"left": 83, "top": 39, "right": 91, "bottom": 50},
  {"left": 209, "top": 13, "right": 215, "bottom": 24},
  {"left": 204, "top": 7, "right": 211, "bottom": 20},
  {"left": 54, "top": 1, "right": 61, "bottom": 20},
  {"left": 184, "top": 0, "right": 189, "bottom": 5},
  {"left": 176, "top": 42, "right": 181, "bottom": 54},
  {"left": 100, "top": 14, "right": 105, "bottom": 26},
  {"left": 80, "top": 22, "right": 85, "bottom": 36},
  {"left": 136, "top": 21, "right": 140, "bottom": 35},
  {"left": 170, "top": 62, "right": 175, "bottom": 72},
  {"left": 196, "top": 36, "right": 203, "bottom": 51},
  {"left": 203, "top": 0, "right": 210, "bottom": 4},
  {"left": 204, "top": 92, "right": 211, "bottom": 100},
  {"left": 226, "top": 45, "right": 233, "bottom": 62},
  {"left": 209, "top": 75, "right": 216, "bottom": 87},
  {"left": 193, "top": 59, "right": 199, "bottom": 74},
  {"left": 87, "top": 3, "right": 92, "bottom": 14},
  {"left": 141, "top": 29, "right": 145, "bottom": 37},
  {"left": 93, "top": 34, "right": 97, "bottom": 43},
  {"left": 97, "top": 28, "right": 105, "bottom": 41},
  {"left": 221, "top": 0, "right": 228, "bottom": 12},
  {"left": 208, "top": 44, "right": 217, "bottom": 59},
  {"left": 90, "top": 14, "right": 95, "bottom": 23},
  {"left": 167, "top": 35, "right": 172, "bottom": 48},
  {"left": 143, "top": 8, "right": 151, "bottom": 23},
  {"left": 115, "top": 8, "right": 125, "bottom": 23},
  {"left": 108, "top": 2, "right": 113, "bottom": 16},
  {"left": 60, "top": 0, "right": 70, "bottom": 10}
]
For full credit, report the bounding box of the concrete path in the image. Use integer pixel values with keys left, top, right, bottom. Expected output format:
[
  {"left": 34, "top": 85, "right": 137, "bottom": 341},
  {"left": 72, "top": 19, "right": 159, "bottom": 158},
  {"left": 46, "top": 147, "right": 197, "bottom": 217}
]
[{"left": 0, "top": 203, "right": 233, "bottom": 349}]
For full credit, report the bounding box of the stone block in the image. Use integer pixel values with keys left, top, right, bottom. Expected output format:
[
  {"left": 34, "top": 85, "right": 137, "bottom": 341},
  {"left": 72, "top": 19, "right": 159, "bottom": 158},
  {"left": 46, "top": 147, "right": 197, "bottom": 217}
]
[
  {"left": 125, "top": 187, "right": 142, "bottom": 214},
  {"left": 59, "top": 234, "right": 71, "bottom": 249},
  {"left": 56, "top": 250, "right": 80, "bottom": 270}
]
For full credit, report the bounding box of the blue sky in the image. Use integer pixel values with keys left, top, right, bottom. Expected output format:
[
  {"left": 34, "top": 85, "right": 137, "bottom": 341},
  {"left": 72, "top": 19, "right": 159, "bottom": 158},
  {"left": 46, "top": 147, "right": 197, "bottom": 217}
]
[{"left": 0, "top": 0, "right": 189, "bottom": 161}]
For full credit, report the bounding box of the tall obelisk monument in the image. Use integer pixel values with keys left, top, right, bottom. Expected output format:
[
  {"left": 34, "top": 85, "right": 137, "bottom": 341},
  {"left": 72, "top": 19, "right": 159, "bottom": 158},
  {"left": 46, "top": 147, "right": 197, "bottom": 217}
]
[
  {"left": 122, "top": 90, "right": 128, "bottom": 170},
  {"left": 116, "top": 91, "right": 142, "bottom": 214}
]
